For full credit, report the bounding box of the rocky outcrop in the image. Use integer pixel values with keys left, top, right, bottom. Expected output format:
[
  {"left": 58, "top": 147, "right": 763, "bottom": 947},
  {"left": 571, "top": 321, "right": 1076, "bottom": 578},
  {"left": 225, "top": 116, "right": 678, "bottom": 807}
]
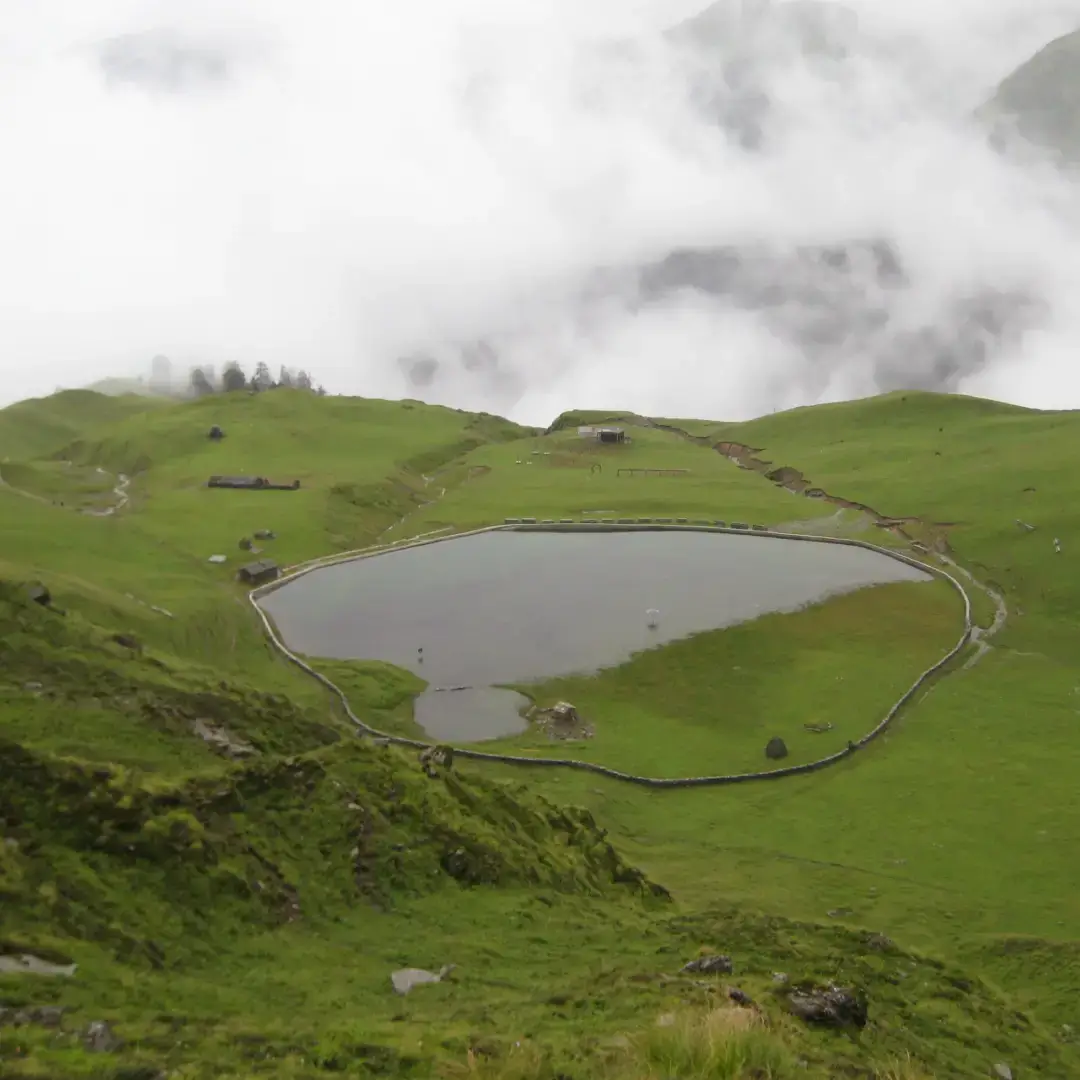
[
  {"left": 528, "top": 701, "right": 595, "bottom": 741},
  {"left": 681, "top": 955, "right": 734, "bottom": 975},
  {"left": 782, "top": 983, "right": 868, "bottom": 1028}
]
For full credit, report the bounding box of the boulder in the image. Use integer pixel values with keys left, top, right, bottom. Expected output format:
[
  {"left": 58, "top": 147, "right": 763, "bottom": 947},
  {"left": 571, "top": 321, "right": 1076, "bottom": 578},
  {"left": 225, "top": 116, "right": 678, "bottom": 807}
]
[
  {"left": 84, "top": 1020, "right": 122, "bottom": 1052},
  {"left": 765, "top": 736, "right": 789, "bottom": 760},
  {"left": 784, "top": 984, "right": 867, "bottom": 1029},
  {"left": 391, "top": 964, "right": 455, "bottom": 995},
  {"left": 681, "top": 955, "right": 733, "bottom": 975}
]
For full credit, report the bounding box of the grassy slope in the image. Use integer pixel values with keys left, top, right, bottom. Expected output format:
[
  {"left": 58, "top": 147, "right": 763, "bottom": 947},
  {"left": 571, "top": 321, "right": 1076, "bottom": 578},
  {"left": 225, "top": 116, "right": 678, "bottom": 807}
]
[
  {"left": 490, "top": 580, "right": 960, "bottom": 777},
  {"left": 483, "top": 391, "right": 1080, "bottom": 1037},
  {"left": 1, "top": 388, "right": 1078, "bottom": 1078},
  {"left": 0, "top": 389, "right": 167, "bottom": 461}
]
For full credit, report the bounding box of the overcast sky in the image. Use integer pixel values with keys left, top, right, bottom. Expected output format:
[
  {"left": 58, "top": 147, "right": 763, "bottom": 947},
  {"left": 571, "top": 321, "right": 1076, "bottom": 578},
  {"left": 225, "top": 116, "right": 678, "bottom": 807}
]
[{"left": 1, "top": 0, "right": 1078, "bottom": 423}]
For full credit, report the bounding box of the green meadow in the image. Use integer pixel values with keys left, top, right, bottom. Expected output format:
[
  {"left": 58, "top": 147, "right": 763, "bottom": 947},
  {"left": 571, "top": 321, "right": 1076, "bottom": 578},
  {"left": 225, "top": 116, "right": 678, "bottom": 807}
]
[{"left": 1, "top": 386, "right": 1078, "bottom": 1079}]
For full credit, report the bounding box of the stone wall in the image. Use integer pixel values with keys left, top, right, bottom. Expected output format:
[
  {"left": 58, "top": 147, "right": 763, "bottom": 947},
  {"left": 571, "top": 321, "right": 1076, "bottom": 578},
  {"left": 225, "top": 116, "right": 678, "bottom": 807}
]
[{"left": 249, "top": 521, "right": 972, "bottom": 788}]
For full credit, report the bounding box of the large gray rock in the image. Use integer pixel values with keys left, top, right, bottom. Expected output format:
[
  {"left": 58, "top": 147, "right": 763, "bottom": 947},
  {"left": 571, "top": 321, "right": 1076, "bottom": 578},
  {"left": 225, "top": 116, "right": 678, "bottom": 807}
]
[
  {"left": 765, "top": 736, "right": 789, "bottom": 761},
  {"left": 681, "top": 955, "right": 734, "bottom": 975},
  {"left": 785, "top": 983, "right": 868, "bottom": 1028},
  {"left": 391, "top": 964, "right": 456, "bottom": 995}
]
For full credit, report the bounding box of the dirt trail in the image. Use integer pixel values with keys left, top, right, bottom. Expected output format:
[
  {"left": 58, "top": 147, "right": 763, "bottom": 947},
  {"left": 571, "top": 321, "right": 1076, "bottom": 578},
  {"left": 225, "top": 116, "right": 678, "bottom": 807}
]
[
  {"left": 81, "top": 471, "right": 130, "bottom": 517},
  {"left": 0, "top": 463, "right": 130, "bottom": 516},
  {"left": 376, "top": 464, "right": 489, "bottom": 545},
  {"left": 649, "top": 419, "right": 1008, "bottom": 666}
]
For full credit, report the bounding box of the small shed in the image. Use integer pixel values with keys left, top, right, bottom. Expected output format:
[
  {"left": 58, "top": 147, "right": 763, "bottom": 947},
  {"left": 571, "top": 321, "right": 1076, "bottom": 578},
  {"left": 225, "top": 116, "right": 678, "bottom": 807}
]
[
  {"left": 578, "top": 425, "right": 626, "bottom": 443},
  {"left": 207, "top": 476, "right": 300, "bottom": 491},
  {"left": 209, "top": 475, "right": 269, "bottom": 489},
  {"left": 208, "top": 425, "right": 225, "bottom": 440},
  {"left": 236, "top": 559, "right": 280, "bottom": 586}
]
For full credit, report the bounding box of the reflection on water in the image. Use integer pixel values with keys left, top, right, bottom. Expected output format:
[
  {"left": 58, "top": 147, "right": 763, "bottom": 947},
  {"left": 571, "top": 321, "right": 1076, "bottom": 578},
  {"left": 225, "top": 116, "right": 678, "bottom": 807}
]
[{"left": 261, "top": 530, "right": 931, "bottom": 741}]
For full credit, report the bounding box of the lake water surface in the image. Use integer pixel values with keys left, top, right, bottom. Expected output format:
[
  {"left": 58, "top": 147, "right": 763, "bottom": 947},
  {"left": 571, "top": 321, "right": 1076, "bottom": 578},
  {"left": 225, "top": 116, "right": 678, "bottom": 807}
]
[{"left": 261, "top": 530, "right": 932, "bottom": 741}]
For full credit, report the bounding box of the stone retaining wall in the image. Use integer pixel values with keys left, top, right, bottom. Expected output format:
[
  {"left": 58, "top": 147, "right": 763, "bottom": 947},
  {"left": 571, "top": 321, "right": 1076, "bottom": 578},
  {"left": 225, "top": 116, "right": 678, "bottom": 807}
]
[{"left": 249, "top": 521, "right": 972, "bottom": 788}]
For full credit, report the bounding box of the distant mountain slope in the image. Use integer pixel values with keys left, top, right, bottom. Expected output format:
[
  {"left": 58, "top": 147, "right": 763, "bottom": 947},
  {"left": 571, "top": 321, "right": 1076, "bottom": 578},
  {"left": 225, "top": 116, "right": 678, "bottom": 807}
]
[
  {"left": 981, "top": 27, "right": 1080, "bottom": 162},
  {"left": 0, "top": 389, "right": 168, "bottom": 461}
]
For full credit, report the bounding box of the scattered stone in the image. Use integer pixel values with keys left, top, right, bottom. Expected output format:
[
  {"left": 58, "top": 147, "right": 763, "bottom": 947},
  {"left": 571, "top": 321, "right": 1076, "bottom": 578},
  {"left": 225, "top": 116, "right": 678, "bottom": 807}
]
[
  {"left": 772, "top": 972, "right": 789, "bottom": 984},
  {"left": 803, "top": 722, "right": 833, "bottom": 734},
  {"left": 419, "top": 744, "right": 454, "bottom": 777},
  {"left": 727, "top": 986, "right": 754, "bottom": 1006},
  {"left": 193, "top": 719, "right": 257, "bottom": 759},
  {"left": 27, "top": 583, "right": 51, "bottom": 607},
  {"left": 528, "top": 701, "right": 595, "bottom": 741},
  {"left": 111, "top": 633, "right": 141, "bottom": 651},
  {"left": 208, "top": 555, "right": 227, "bottom": 564},
  {"left": 0, "top": 1005, "right": 66, "bottom": 1028},
  {"left": 992, "top": 1065, "right": 1013, "bottom": 1080},
  {"left": 765, "top": 736, "right": 789, "bottom": 761},
  {"left": 1015, "top": 520, "right": 1036, "bottom": 532},
  {"left": 681, "top": 955, "right": 733, "bottom": 975},
  {"left": 0, "top": 953, "right": 77, "bottom": 977},
  {"left": 784, "top": 984, "right": 867, "bottom": 1029},
  {"left": 391, "top": 964, "right": 455, "bottom": 995},
  {"left": 656, "top": 1012, "right": 676, "bottom": 1028},
  {"left": 254, "top": 529, "right": 277, "bottom": 540},
  {"left": 827, "top": 907, "right": 855, "bottom": 919},
  {"left": 23, "top": 681, "right": 43, "bottom": 691},
  {"left": 239, "top": 537, "right": 254, "bottom": 551},
  {"left": 84, "top": 1020, "right": 122, "bottom": 1052},
  {"left": 863, "top": 932, "right": 895, "bottom": 951}
]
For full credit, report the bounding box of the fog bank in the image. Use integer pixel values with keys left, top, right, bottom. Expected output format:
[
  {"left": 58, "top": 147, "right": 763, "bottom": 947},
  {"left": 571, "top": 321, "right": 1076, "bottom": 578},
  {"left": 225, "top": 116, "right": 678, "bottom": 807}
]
[{"left": 1, "top": 1, "right": 1079, "bottom": 423}]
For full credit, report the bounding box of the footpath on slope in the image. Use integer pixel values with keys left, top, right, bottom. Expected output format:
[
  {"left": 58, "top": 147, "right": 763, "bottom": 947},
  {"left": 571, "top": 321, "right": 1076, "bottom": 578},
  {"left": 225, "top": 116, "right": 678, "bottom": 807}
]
[
  {"left": 249, "top": 431, "right": 987, "bottom": 788},
  {"left": 648, "top": 419, "right": 1008, "bottom": 668},
  {"left": 0, "top": 462, "right": 131, "bottom": 517}
]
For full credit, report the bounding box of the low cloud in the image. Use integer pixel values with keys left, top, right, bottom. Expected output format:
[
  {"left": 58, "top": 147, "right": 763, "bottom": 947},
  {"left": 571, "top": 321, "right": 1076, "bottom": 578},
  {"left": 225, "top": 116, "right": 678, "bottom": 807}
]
[{"left": 0, "top": 0, "right": 1078, "bottom": 423}]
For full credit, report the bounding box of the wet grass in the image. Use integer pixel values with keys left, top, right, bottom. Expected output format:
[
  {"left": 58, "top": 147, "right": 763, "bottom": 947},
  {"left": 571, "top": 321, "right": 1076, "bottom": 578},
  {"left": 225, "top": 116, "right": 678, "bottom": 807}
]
[
  {"left": 2, "top": 387, "right": 1080, "bottom": 1078},
  {"left": 490, "top": 579, "right": 961, "bottom": 777}
]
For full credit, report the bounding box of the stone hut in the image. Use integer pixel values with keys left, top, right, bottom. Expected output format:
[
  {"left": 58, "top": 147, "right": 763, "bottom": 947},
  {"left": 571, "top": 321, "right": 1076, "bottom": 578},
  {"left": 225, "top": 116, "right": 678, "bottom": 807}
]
[{"left": 236, "top": 559, "right": 280, "bottom": 587}]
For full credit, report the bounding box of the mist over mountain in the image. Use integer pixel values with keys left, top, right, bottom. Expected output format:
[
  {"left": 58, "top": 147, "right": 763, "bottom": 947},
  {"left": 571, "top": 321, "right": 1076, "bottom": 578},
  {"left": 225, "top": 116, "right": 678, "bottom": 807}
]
[
  {"left": 1, "top": 1, "right": 1079, "bottom": 423},
  {"left": 981, "top": 27, "right": 1080, "bottom": 165}
]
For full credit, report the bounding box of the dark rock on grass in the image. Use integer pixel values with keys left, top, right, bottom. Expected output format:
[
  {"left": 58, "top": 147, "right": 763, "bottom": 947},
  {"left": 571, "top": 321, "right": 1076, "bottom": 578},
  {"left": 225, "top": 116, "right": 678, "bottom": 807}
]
[
  {"left": 727, "top": 986, "right": 754, "bottom": 1006},
  {"left": 112, "top": 633, "right": 142, "bottom": 651},
  {"left": 765, "top": 736, "right": 789, "bottom": 761},
  {"left": 681, "top": 954, "right": 733, "bottom": 975},
  {"left": 863, "top": 932, "right": 896, "bottom": 951},
  {"left": 84, "top": 1020, "right": 123, "bottom": 1052},
  {"left": 0, "top": 1005, "right": 66, "bottom": 1028},
  {"left": 784, "top": 983, "right": 867, "bottom": 1029}
]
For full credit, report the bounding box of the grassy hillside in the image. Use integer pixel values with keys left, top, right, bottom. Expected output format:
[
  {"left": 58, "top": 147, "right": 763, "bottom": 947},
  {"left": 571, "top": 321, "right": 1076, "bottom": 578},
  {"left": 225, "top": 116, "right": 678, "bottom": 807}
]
[
  {"left": 0, "top": 389, "right": 168, "bottom": 461},
  {"left": 2, "top": 386, "right": 1079, "bottom": 1078}
]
